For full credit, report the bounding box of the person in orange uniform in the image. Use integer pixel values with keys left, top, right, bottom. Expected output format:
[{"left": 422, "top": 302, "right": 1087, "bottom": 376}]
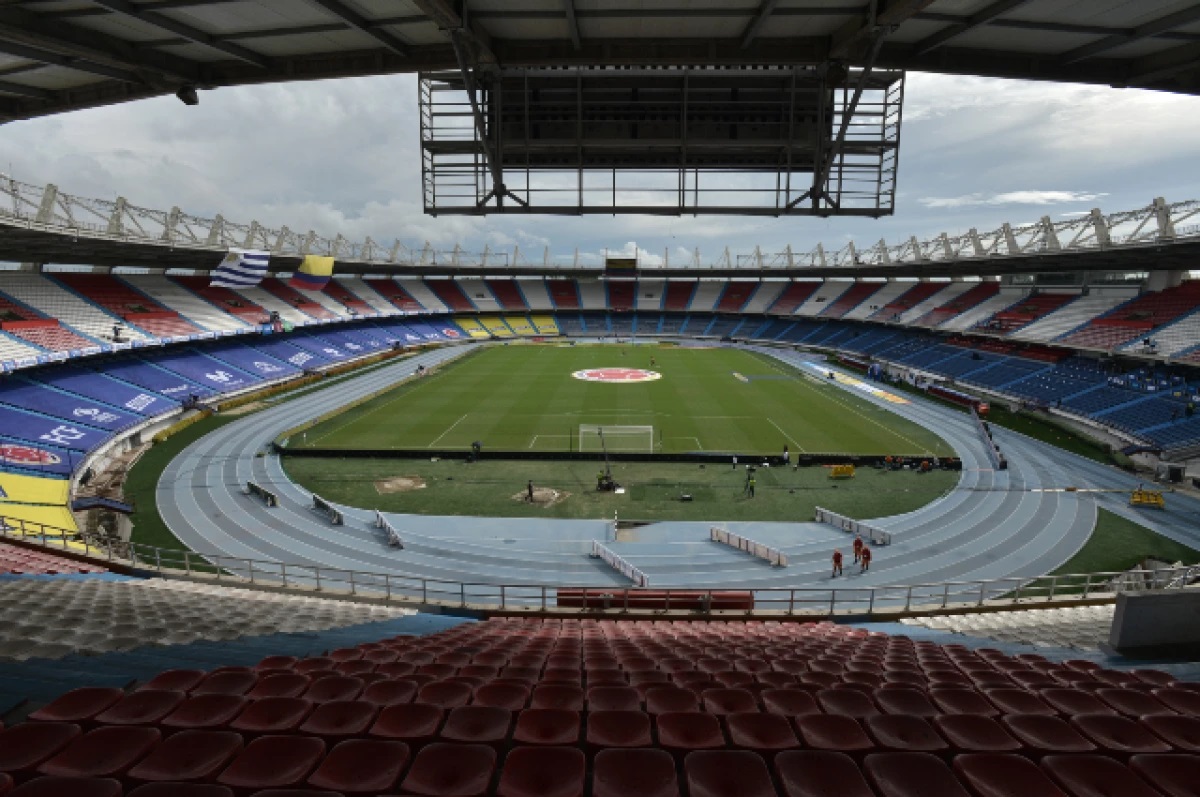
[
  {"left": 860, "top": 545, "right": 872, "bottom": 573},
  {"left": 852, "top": 534, "right": 864, "bottom": 564},
  {"left": 832, "top": 549, "right": 844, "bottom": 577}
]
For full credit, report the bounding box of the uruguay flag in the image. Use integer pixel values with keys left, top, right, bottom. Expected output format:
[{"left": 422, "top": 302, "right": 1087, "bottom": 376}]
[
  {"left": 289, "top": 255, "right": 336, "bottom": 291},
  {"left": 210, "top": 249, "right": 269, "bottom": 288}
]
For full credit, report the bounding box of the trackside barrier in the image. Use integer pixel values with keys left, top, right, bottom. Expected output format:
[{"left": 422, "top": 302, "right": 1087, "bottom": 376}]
[
  {"left": 312, "top": 494, "right": 344, "bottom": 525},
  {"left": 590, "top": 540, "right": 650, "bottom": 587},
  {"left": 246, "top": 481, "right": 278, "bottom": 507},
  {"left": 0, "top": 515, "right": 1196, "bottom": 615},
  {"left": 557, "top": 588, "right": 754, "bottom": 611},
  {"left": 375, "top": 510, "right": 403, "bottom": 548},
  {"left": 972, "top": 406, "right": 1007, "bottom": 470},
  {"left": 710, "top": 526, "right": 787, "bottom": 566},
  {"left": 815, "top": 506, "right": 892, "bottom": 546}
]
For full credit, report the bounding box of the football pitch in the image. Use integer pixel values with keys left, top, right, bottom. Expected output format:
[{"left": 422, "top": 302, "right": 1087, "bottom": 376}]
[{"left": 291, "top": 344, "right": 951, "bottom": 456}]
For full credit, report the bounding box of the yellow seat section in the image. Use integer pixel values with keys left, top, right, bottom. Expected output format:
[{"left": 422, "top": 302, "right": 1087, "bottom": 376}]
[
  {"left": 479, "top": 316, "right": 515, "bottom": 337},
  {"left": 504, "top": 315, "right": 536, "bottom": 335},
  {"left": 0, "top": 471, "right": 70, "bottom": 506},
  {"left": 530, "top": 315, "right": 560, "bottom": 335},
  {"left": 0, "top": 502, "right": 79, "bottom": 534},
  {"left": 454, "top": 318, "right": 493, "bottom": 339}
]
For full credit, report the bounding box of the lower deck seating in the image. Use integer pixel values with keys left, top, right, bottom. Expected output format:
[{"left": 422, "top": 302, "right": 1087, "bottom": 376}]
[
  {"left": 0, "top": 617, "right": 1195, "bottom": 797},
  {"left": 0, "top": 543, "right": 105, "bottom": 576}
]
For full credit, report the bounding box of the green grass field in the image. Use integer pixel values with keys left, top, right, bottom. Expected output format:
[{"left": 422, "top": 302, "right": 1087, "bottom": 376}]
[{"left": 291, "top": 344, "right": 952, "bottom": 456}]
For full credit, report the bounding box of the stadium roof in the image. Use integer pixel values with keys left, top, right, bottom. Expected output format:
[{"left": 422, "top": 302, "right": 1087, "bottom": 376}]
[{"left": 3, "top": 0, "right": 1200, "bottom": 122}]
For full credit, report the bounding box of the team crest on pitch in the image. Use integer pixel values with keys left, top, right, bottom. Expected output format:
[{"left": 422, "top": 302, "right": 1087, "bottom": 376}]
[{"left": 572, "top": 368, "right": 662, "bottom": 383}]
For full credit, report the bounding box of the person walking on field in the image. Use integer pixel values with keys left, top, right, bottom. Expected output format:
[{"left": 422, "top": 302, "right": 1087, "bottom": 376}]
[
  {"left": 860, "top": 545, "right": 872, "bottom": 573},
  {"left": 526, "top": 480, "right": 535, "bottom": 503},
  {"left": 852, "top": 534, "right": 863, "bottom": 564},
  {"left": 832, "top": 549, "right": 843, "bottom": 577}
]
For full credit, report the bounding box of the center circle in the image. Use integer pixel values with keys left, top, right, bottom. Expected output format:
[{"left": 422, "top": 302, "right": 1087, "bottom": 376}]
[{"left": 571, "top": 368, "right": 662, "bottom": 383}]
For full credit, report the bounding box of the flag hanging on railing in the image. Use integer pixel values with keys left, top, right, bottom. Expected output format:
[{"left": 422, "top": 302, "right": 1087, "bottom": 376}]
[
  {"left": 288, "top": 255, "right": 335, "bottom": 291},
  {"left": 209, "top": 249, "right": 269, "bottom": 288}
]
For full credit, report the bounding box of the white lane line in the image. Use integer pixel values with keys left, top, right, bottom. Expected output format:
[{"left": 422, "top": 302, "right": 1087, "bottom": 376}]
[
  {"left": 428, "top": 413, "right": 468, "bottom": 448},
  {"left": 767, "top": 417, "right": 806, "bottom": 453}
]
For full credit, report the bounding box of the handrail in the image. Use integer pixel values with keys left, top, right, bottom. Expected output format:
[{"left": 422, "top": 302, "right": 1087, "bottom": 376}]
[{"left": 2, "top": 516, "right": 1195, "bottom": 617}]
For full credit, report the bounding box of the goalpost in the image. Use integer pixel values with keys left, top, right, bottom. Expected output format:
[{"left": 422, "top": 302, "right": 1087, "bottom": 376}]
[{"left": 578, "top": 424, "right": 656, "bottom": 453}]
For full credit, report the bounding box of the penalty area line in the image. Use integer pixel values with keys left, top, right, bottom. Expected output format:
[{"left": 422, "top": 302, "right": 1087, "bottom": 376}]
[
  {"left": 767, "top": 418, "right": 807, "bottom": 453},
  {"left": 428, "top": 414, "right": 468, "bottom": 448}
]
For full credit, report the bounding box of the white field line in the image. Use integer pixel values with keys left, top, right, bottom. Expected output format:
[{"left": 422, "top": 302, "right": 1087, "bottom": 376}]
[
  {"left": 768, "top": 418, "right": 807, "bottom": 453},
  {"left": 428, "top": 414, "right": 469, "bottom": 448}
]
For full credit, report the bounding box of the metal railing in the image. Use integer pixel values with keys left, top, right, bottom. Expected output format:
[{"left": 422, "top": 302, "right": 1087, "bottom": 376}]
[{"left": 2, "top": 516, "right": 1195, "bottom": 617}]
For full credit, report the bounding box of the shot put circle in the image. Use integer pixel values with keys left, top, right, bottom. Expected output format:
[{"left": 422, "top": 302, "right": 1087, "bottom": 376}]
[{"left": 571, "top": 368, "right": 662, "bottom": 383}]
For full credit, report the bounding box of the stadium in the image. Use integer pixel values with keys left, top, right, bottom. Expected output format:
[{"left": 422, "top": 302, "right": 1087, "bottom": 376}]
[{"left": 1, "top": 2, "right": 1200, "bottom": 796}]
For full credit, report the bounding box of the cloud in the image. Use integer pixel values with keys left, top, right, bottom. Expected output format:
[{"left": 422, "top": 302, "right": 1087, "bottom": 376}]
[{"left": 918, "top": 190, "right": 1108, "bottom": 209}]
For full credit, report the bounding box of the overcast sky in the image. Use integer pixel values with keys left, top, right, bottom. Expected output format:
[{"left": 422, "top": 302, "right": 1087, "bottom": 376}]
[{"left": 2, "top": 71, "right": 1198, "bottom": 267}]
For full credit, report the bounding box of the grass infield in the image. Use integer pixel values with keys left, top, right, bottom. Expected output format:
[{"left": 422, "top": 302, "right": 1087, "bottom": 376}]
[{"left": 290, "top": 344, "right": 953, "bottom": 457}]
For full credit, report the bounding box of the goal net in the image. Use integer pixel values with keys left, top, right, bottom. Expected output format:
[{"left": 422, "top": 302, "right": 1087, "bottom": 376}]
[{"left": 579, "top": 424, "right": 656, "bottom": 453}]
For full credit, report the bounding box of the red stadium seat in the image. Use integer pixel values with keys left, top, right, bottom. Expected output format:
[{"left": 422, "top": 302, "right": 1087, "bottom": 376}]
[
  {"left": 126, "top": 730, "right": 243, "bottom": 784},
  {"left": 306, "top": 738, "right": 410, "bottom": 795},
  {"left": 0, "top": 723, "right": 82, "bottom": 778},
  {"left": 1069, "top": 714, "right": 1173, "bottom": 756},
  {"left": 874, "top": 688, "right": 939, "bottom": 718},
  {"left": 701, "top": 688, "right": 758, "bottom": 716},
  {"left": 297, "top": 700, "right": 378, "bottom": 742},
  {"left": 984, "top": 689, "right": 1055, "bottom": 716},
  {"left": 1129, "top": 753, "right": 1200, "bottom": 797},
  {"left": 656, "top": 712, "right": 726, "bottom": 761},
  {"left": 1001, "top": 715, "right": 1097, "bottom": 756},
  {"left": 592, "top": 748, "right": 679, "bottom": 797},
  {"left": 360, "top": 679, "right": 417, "bottom": 707},
  {"left": 27, "top": 688, "right": 123, "bottom": 724},
  {"left": 334, "top": 660, "right": 376, "bottom": 678},
  {"left": 931, "top": 688, "right": 1000, "bottom": 717},
  {"left": 1094, "top": 688, "right": 1174, "bottom": 718},
  {"left": 586, "top": 710, "right": 653, "bottom": 750},
  {"left": 774, "top": 750, "right": 875, "bottom": 797},
  {"left": 863, "top": 752, "right": 971, "bottom": 797},
  {"left": 254, "top": 655, "right": 298, "bottom": 672},
  {"left": 8, "top": 777, "right": 123, "bottom": 797},
  {"left": 952, "top": 753, "right": 1069, "bottom": 797},
  {"left": 496, "top": 745, "right": 585, "bottom": 797},
  {"left": 864, "top": 715, "right": 949, "bottom": 754},
  {"left": 761, "top": 689, "right": 820, "bottom": 718},
  {"left": 1038, "top": 689, "right": 1116, "bottom": 717},
  {"left": 127, "top": 783, "right": 233, "bottom": 797},
  {"left": 529, "top": 685, "right": 584, "bottom": 711},
  {"left": 1139, "top": 714, "right": 1200, "bottom": 752},
  {"left": 245, "top": 674, "right": 309, "bottom": 700},
  {"left": 294, "top": 658, "right": 336, "bottom": 675},
  {"left": 587, "top": 686, "right": 641, "bottom": 712},
  {"left": 139, "top": 671, "right": 206, "bottom": 693},
  {"left": 38, "top": 726, "right": 161, "bottom": 779},
  {"left": 161, "top": 695, "right": 250, "bottom": 732},
  {"left": 473, "top": 683, "right": 529, "bottom": 711},
  {"left": 416, "top": 680, "right": 473, "bottom": 709},
  {"left": 646, "top": 687, "right": 699, "bottom": 715},
  {"left": 512, "top": 708, "right": 580, "bottom": 745},
  {"left": 191, "top": 672, "right": 257, "bottom": 697},
  {"left": 685, "top": 750, "right": 776, "bottom": 797},
  {"left": 398, "top": 742, "right": 495, "bottom": 797},
  {"left": 93, "top": 690, "right": 185, "bottom": 727},
  {"left": 816, "top": 689, "right": 880, "bottom": 718},
  {"left": 439, "top": 706, "right": 512, "bottom": 747},
  {"left": 1152, "top": 688, "right": 1200, "bottom": 718},
  {"left": 216, "top": 735, "right": 325, "bottom": 793},
  {"left": 1040, "top": 754, "right": 1162, "bottom": 797},
  {"left": 932, "top": 715, "right": 1023, "bottom": 754},
  {"left": 725, "top": 712, "right": 800, "bottom": 760},
  {"left": 304, "top": 676, "right": 364, "bottom": 703},
  {"left": 794, "top": 715, "right": 875, "bottom": 756},
  {"left": 375, "top": 662, "right": 415, "bottom": 679},
  {"left": 369, "top": 703, "right": 443, "bottom": 746},
  {"left": 228, "top": 697, "right": 312, "bottom": 738}
]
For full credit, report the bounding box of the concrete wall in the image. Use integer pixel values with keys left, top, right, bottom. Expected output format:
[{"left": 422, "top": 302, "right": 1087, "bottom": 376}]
[{"left": 1109, "top": 589, "right": 1200, "bottom": 652}]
